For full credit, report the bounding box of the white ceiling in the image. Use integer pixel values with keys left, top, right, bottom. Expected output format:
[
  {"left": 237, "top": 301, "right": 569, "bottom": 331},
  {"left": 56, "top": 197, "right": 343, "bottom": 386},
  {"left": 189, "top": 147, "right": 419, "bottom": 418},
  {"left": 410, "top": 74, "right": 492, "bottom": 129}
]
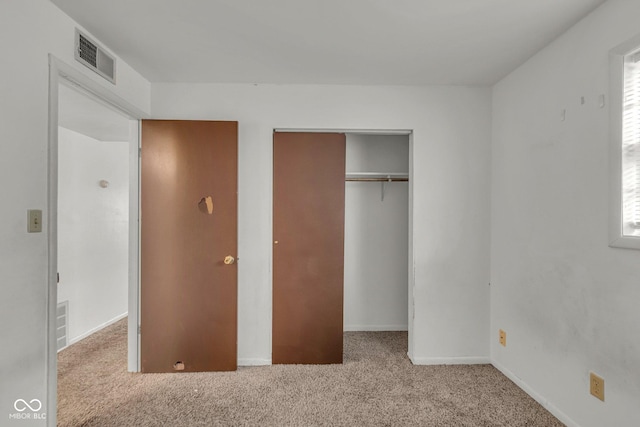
[
  {"left": 51, "top": 0, "right": 605, "bottom": 86},
  {"left": 58, "top": 83, "right": 131, "bottom": 142}
]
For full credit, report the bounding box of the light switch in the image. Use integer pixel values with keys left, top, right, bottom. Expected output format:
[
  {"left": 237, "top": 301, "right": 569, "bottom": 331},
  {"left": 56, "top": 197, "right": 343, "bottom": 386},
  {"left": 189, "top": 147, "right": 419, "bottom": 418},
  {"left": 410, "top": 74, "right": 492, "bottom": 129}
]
[{"left": 27, "top": 209, "right": 42, "bottom": 233}]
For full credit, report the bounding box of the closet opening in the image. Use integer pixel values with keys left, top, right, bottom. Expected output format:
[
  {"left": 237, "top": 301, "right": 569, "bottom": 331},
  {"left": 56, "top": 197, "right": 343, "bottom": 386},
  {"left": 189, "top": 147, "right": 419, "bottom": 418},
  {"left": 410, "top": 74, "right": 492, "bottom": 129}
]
[
  {"left": 271, "top": 128, "right": 413, "bottom": 363},
  {"left": 343, "top": 132, "right": 410, "bottom": 357}
]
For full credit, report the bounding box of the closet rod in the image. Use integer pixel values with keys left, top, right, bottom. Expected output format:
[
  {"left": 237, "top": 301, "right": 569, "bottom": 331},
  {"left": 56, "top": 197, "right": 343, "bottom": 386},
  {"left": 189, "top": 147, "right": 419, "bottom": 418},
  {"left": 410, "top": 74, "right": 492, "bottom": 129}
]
[{"left": 345, "top": 177, "right": 408, "bottom": 182}]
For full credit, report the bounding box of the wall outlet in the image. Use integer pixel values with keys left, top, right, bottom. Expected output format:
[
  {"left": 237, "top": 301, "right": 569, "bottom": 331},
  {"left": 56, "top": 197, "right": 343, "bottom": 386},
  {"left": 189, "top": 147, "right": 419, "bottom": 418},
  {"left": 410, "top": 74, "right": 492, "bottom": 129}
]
[
  {"left": 499, "top": 329, "right": 506, "bottom": 347},
  {"left": 590, "top": 372, "right": 605, "bottom": 401}
]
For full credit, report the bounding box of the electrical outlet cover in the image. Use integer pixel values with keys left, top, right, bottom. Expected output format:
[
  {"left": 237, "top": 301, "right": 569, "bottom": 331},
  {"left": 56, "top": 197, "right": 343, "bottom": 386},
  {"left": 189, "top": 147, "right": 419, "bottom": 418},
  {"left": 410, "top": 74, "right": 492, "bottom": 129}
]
[{"left": 590, "top": 372, "right": 605, "bottom": 401}]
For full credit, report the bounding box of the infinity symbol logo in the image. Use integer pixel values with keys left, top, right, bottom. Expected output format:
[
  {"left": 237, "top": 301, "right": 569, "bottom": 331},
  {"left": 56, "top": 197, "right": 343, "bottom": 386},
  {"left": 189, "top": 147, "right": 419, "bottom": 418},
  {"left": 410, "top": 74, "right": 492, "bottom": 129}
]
[{"left": 14, "top": 399, "right": 42, "bottom": 412}]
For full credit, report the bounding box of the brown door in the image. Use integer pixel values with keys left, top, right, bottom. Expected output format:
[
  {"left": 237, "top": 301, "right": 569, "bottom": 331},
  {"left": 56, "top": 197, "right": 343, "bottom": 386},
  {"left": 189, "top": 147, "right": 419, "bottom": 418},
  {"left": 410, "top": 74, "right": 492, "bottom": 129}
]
[
  {"left": 141, "top": 120, "right": 237, "bottom": 373},
  {"left": 272, "top": 132, "right": 346, "bottom": 364}
]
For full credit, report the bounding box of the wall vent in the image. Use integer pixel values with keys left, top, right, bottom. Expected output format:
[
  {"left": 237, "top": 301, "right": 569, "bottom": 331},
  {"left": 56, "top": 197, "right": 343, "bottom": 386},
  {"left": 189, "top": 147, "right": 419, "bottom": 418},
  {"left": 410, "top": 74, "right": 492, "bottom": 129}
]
[
  {"left": 57, "top": 301, "right": 69, "bottom": 352},
  {"left": 74, "top": 29, "right": 116, "bottom": 84}
]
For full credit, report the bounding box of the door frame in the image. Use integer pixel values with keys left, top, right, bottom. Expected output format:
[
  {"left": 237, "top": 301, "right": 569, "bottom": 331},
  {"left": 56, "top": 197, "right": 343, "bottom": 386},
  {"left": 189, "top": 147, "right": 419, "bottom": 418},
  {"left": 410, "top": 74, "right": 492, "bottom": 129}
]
[
  {"left": 47, "top": 55, "right": 148, "bottom": 426},
  {"left": 271, "top": 128, "right": 415, "bottom": 360}
]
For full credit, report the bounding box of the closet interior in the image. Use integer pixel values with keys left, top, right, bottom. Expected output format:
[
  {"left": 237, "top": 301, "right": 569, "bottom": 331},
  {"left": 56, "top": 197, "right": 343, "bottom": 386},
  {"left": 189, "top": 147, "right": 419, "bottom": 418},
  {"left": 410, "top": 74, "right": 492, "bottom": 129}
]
[{"left": 343, "top": 133, "right": 409, "bottom": 333}]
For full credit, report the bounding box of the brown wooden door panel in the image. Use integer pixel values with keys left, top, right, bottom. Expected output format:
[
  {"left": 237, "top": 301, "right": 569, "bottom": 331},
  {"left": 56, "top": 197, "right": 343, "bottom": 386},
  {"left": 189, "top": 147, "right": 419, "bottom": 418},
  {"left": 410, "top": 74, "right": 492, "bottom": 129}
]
[
  {"left": 141, "top": 120, "right": 237, "bottom": 373},
  {"left": 273, "top": 132, "right": 346, "bottom": 364}
]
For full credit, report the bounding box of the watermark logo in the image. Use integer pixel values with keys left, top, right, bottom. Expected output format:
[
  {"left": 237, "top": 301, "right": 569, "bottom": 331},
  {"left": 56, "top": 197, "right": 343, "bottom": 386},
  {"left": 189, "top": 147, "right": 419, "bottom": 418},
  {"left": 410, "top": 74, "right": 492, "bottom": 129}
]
[
  {"left": 9, "top": 399, "right": 45, "bottom": 421},
  {"left": 14, "top": 399, "right": 41, "bottom": 412}
]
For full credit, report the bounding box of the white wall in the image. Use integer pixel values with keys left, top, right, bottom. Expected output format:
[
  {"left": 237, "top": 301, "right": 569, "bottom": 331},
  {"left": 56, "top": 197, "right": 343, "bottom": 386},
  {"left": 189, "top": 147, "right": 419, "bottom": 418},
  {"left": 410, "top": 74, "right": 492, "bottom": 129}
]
[
  {"left": 491, "top": 1, "right": 640, "bottom": 426},
  {"left": 344, "top": 134, "right": 408, "bottom": 331},
  {"left": 57, "top": 127, "right": 128, "bottom": 345},
  {"left": 0, "top": 1, "right": 149, "bottom": 424},
  {"left": 152, "top": 83, "right": 492, "bottom": 365}
]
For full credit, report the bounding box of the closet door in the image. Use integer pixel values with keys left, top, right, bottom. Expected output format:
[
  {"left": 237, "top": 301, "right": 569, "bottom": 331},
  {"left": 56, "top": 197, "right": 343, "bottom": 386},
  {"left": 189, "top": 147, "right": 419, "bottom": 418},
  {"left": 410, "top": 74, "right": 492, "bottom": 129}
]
[{"left": 272, "top": 132, "right": 345, "bottom": 364}]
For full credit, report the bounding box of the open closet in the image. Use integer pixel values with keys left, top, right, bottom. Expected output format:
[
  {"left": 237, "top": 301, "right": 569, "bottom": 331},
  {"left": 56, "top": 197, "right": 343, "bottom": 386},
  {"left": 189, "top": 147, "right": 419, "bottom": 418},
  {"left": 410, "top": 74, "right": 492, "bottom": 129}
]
[
  {"left": 272, "top": 131, "right": 410, "bottom": 364},
  {"left": 344, "top": 133, "right": 409, "bottom": 332}
]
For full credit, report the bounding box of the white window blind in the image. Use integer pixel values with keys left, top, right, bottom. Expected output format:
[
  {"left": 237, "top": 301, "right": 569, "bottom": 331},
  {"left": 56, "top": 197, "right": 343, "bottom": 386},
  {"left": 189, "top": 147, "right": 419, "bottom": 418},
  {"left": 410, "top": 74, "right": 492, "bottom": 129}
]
[{"left": 622, "top": 52, "right": 640, "bottom": 237}]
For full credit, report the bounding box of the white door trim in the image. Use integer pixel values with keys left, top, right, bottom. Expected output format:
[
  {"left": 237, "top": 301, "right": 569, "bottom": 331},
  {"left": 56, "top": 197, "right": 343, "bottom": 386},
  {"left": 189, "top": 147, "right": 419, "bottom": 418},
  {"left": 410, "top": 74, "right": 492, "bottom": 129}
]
[{"left": 47, "top": 55, "right": 148, "bottom": 427}]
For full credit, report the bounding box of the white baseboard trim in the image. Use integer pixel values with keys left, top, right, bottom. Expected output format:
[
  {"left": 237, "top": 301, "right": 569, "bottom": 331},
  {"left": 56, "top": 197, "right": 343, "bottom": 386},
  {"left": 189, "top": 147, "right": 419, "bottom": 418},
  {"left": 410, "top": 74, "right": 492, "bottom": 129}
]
[
  {"left": 66, "top": 312, "right": 128, "bottom": 348},
  {"left": 238, "top": 358, "right": 272, "bottom": 366},
  {"left": 410, "top": 356, "right": 490, "bottom": 365},
  {"left": 343, "top": 325, "right": 408, "bottom": 331},
  {"left": 491, "top": 360, "right": 579, "bottom": 427}
]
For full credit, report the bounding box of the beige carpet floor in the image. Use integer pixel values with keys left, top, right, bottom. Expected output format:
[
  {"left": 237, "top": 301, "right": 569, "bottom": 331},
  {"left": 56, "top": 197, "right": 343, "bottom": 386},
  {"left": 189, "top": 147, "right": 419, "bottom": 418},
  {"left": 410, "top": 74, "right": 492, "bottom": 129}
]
[{"left": 58, "top": 319, "right": 563, "bottom": 426}]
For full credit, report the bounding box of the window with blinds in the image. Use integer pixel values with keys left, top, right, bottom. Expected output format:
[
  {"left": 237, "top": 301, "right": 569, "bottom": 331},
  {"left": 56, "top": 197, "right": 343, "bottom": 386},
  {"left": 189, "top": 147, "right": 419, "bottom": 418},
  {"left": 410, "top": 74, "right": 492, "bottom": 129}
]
[{"left": 622, "top": 51, "right": 640, "bottom": 237}]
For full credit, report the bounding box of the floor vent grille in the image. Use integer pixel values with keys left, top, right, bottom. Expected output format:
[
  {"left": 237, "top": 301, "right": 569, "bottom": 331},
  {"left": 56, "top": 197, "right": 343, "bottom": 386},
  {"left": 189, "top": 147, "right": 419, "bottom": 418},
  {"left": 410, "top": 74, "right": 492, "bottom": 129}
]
[{"left": 57, "top": 301, "right": 69, "bottom": 352}]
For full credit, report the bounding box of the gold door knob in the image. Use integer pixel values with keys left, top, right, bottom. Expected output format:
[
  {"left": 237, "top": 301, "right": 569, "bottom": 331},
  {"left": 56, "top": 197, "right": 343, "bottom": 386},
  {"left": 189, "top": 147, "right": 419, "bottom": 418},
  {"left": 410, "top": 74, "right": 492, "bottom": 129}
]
[{"left": 224, "top": 255, "right": 235, "bottom": 265}]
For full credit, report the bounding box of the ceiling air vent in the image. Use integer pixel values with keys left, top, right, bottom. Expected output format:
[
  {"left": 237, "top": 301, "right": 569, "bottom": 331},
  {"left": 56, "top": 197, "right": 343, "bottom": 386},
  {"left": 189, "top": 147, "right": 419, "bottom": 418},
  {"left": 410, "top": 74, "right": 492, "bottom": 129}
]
[{"left": 74, "top": 29, "right": 116, "bottom": 84}]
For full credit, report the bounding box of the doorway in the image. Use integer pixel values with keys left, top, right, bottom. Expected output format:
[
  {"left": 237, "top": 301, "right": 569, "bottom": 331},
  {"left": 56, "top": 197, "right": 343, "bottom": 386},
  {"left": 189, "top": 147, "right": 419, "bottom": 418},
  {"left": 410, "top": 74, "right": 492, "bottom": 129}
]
[
  {"left": 47, "top": 56, "right": 145, "bottom": 427},
  {"left": 56, "top": 84, "right": 131, "bottom": 352}
]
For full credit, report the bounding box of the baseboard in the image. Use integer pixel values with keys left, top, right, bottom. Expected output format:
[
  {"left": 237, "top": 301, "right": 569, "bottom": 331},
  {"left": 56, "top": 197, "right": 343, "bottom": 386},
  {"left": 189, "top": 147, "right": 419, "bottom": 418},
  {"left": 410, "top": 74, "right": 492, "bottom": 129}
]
[
  {"left": 238, "top": 358, "right": 272, "bottom": 366},
  {"left": 66, "top": 312, "right": 128, "bottom": 348},
  {"left": 343, "top": 325, "right": 408, "bottom": 332},
  {"left": 410, "top": 356, "right": 490, "bottom": 365},
  {"left": 491, "top": 360, "right": 579, "bottom": 427}
]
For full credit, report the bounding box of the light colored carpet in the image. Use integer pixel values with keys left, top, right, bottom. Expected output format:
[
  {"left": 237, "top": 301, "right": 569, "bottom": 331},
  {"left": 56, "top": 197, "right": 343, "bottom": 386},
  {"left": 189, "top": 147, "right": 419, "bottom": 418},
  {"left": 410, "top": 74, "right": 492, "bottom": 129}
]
[{"left": 58, "top": 319, "right": 563, "bottom": 426}]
